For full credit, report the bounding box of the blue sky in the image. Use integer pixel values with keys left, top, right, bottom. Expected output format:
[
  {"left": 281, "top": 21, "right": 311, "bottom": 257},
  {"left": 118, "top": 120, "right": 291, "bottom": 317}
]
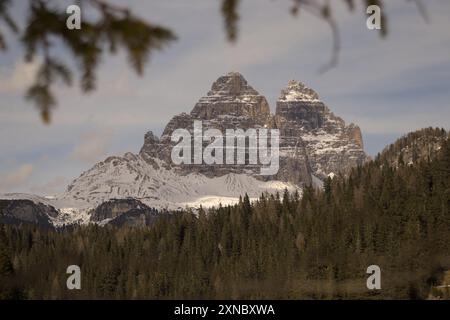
[{"left": 1, "top": 0, "right": 449, "bottom": 195}]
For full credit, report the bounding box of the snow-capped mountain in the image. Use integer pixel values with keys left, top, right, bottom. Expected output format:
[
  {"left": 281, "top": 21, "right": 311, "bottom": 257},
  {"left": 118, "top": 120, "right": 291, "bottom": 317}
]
[
  {"left": 1, "top": 72, "right": 367, "bottom": 226},
  {"left": 61, "top": 155, "right": 299, "bottom": 211},
  {"left": 275, "top": 80, "right": 365, "bottom": 180}
]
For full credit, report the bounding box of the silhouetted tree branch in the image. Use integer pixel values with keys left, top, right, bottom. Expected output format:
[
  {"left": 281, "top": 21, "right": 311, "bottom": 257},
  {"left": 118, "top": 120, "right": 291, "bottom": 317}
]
[
  {"left": 2, "top": 0, "right": 176, "bottom": 123},
  {"left": 0, "top": 0, "right": 427, "bottom": 124},
  {"left": 221, "top": 0, "right": 240, "bottom": 43}
]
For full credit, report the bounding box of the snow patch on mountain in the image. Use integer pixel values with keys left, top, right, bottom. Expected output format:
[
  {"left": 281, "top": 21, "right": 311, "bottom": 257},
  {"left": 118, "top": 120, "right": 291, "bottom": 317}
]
[
  {"left": 279, "top": 80, "right": 320, "bottom": 103},
  {"left": 1, "top": 72, "right": 368, "bottom": 227},
  {"left": 61, "top": 154, "right": 299, "bottom": 212}
]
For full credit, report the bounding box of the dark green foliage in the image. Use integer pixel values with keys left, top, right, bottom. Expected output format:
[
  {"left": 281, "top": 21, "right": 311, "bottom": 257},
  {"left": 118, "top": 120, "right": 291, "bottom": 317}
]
[
  {"left": 0, "top": 137, "right": 449, "bottom": 299},
  {"left": 377, "top": 127, "right": 449, "bottom": 165},
  {"left": 1, "top": 0, "right": 176, "bottom": 123},
  {"left": 0, "top": 226, "right": 13, "bottom": 276},
  {"left": 0, "top": 128, "right": 446, "bottom": 299},
  {"left": 0, "top": 225, "right": 26, "bottom": 299}
]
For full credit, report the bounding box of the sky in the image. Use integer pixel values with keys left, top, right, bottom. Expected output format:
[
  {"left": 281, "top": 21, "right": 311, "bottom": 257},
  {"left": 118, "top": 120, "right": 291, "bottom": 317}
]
[{"left": 0, "top": 0, "right": 449, "bottom": 196}]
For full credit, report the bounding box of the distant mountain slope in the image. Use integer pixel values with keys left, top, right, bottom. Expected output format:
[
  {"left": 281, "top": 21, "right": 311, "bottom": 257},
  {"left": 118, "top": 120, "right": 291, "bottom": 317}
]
[
  {"left": 2, "top": 131, "right": 448, "bottom": 299},
  {"left": 62, "top": 72, "right": 366, "bottom": 214},
  {"left": 89, "top": 198, "right": 163, "bottom": 227},
  {"left": 377, "top": 127, "right": 449, "bottom": 167},
  {"left": 1, "top": 72, "right": 367, "bottom": 226},
  {"left": 0, "top": 199, "right": 57, "bottom": 229},
  {"left": 61, "top": 155, "right": 299, "bottom": 211},
  {"left": 0, "top": 127, "right": 447, "bottom": 231}
]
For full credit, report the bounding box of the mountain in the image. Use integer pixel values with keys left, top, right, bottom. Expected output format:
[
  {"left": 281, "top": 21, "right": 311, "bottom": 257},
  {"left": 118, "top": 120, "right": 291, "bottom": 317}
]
[
  {"left": 137, "top": 73, "right": 365, "bottom": 183},
  {"left": 61, "top": 73, "right": 366, "bottom": 208},
  {"left": 89, "top": 198, "right": 162, "bottom": 227},
  {"left": 275, "top": 79, "right": 365, "bottom": 181},
  {"left": 0, "top": 199, "right": 57, "bottom": 229},
  {"left": 377, "top": 127, "right": 449, "bottom": 167},
  {"left": 3, "top": 132, "right": 448, "bottom": 299},
  {"left": 1, "top": 72, "right": 367, "bottom": 226}
]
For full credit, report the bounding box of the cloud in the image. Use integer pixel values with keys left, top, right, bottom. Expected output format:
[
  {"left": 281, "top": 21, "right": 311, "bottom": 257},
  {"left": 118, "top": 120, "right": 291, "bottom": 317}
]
[
  {"left": 0, "top": 59, "right": 40, "bottom": 94},
  {"left": 30, "top": 176, "right": 68, "bottom": 195},
  {"left": 0, "top": 0, "right": 449, "bottom": 194},
  {"left": 1, "top": 164, "right": 34, "bottom": 188},
  {"left": 70, "top": 129, "right": 114, "bottom": 163}
]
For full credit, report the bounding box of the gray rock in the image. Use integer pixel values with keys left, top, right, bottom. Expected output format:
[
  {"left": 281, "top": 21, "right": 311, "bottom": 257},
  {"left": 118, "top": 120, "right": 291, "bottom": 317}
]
[
  {"left": 0, "top": 199, "right": 57, "bottom": 228},
  {"left": 65, "top": 72, "right": 368, "bottom": 209},
  {"left": 141, "top": 74, "right": 367, "bottom": 183},
  {"left": 90, "top": 198, "right": 161, "bottom": 227},
  {"left": 275, "top": 80, "right": 367, "bottom": 179}
]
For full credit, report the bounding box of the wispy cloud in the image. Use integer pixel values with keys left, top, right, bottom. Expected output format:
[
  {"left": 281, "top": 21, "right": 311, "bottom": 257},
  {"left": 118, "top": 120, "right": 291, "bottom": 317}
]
[
  {"left": 30, "top": 176, "right": 68, "bottom": 195},
  {"left": 70, "top": 129, "right": 114, "bottom": 163},
  {"left": 0, "top": 59, "right": 40, "bottom": 94},
  {"left": 0, "top": 0, "right": 449, "bottom": 193},
  {"left": 0, "top": 164, "right": 34, "bottom": 190}
]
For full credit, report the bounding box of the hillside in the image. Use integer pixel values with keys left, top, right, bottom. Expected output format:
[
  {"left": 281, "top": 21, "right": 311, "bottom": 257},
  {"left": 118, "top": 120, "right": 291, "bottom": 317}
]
[{"left": 1, "top": 129, "right": 449, "bottom": 299}]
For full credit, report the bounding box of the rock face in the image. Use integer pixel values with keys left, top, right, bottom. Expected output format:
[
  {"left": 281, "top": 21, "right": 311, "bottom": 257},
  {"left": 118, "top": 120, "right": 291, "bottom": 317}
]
[
  {"left": 275, "top": 80, "right": 366, "bottom": 180},
  {"left": 191, "top": 72, "right": 271, "bottom": 123},
  {"left": 139, "top": 73, "right": 366, "bottom": 183},
  {"left": 0, "top": 72, "right": 368, "bottom": 226},
  {"left": 0, "top": 199, "right": 57, "bottom": 228},
  {"left": 90, "top": 199, "right": 161, "bottom": 227},
  {"left": 62, "top": 153, "right": 298, "bottom": 211},
  {"left": 61, "top": 72, "right": 366, "bottom": 214},
  {"left": 139, "top": 72, "right": 276, "bottom": 178}
]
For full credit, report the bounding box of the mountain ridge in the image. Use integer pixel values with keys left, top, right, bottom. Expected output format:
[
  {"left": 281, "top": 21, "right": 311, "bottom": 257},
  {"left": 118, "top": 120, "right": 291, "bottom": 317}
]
[
  {"left": 2, "top": 127, "right": 447, "bottom": 228},
  {"left": 2, "top": 72, "right": 367, "bottom": 226}
]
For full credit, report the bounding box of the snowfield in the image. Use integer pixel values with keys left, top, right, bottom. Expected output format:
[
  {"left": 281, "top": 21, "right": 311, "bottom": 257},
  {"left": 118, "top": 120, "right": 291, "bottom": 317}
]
[
  {"left": 0, "top": 155, "right": 301, "bottom": 226},
  {"left": 59, "top": 155, "right": 300, "bottom": 214}
]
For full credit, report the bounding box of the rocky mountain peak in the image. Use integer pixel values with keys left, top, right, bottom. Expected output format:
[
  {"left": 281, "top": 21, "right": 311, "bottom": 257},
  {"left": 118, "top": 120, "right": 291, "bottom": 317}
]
[
  {"left": 60, "top": 72, "right": 367, "bottom": 218},
  {"left": 190, "top": 72, "right": 270, "bottom": 121},
  {"left": 276, "top": 80, "right": 326, "bottom": 129},
  {"left": 209, "top": 71, "right": 258, "bottom": 97},
  {"left": 279, "top": 80, "right": 320, "bottom": 102},
  {"left": 144, "top": 131, "right": 159, "bottom": 143}
]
